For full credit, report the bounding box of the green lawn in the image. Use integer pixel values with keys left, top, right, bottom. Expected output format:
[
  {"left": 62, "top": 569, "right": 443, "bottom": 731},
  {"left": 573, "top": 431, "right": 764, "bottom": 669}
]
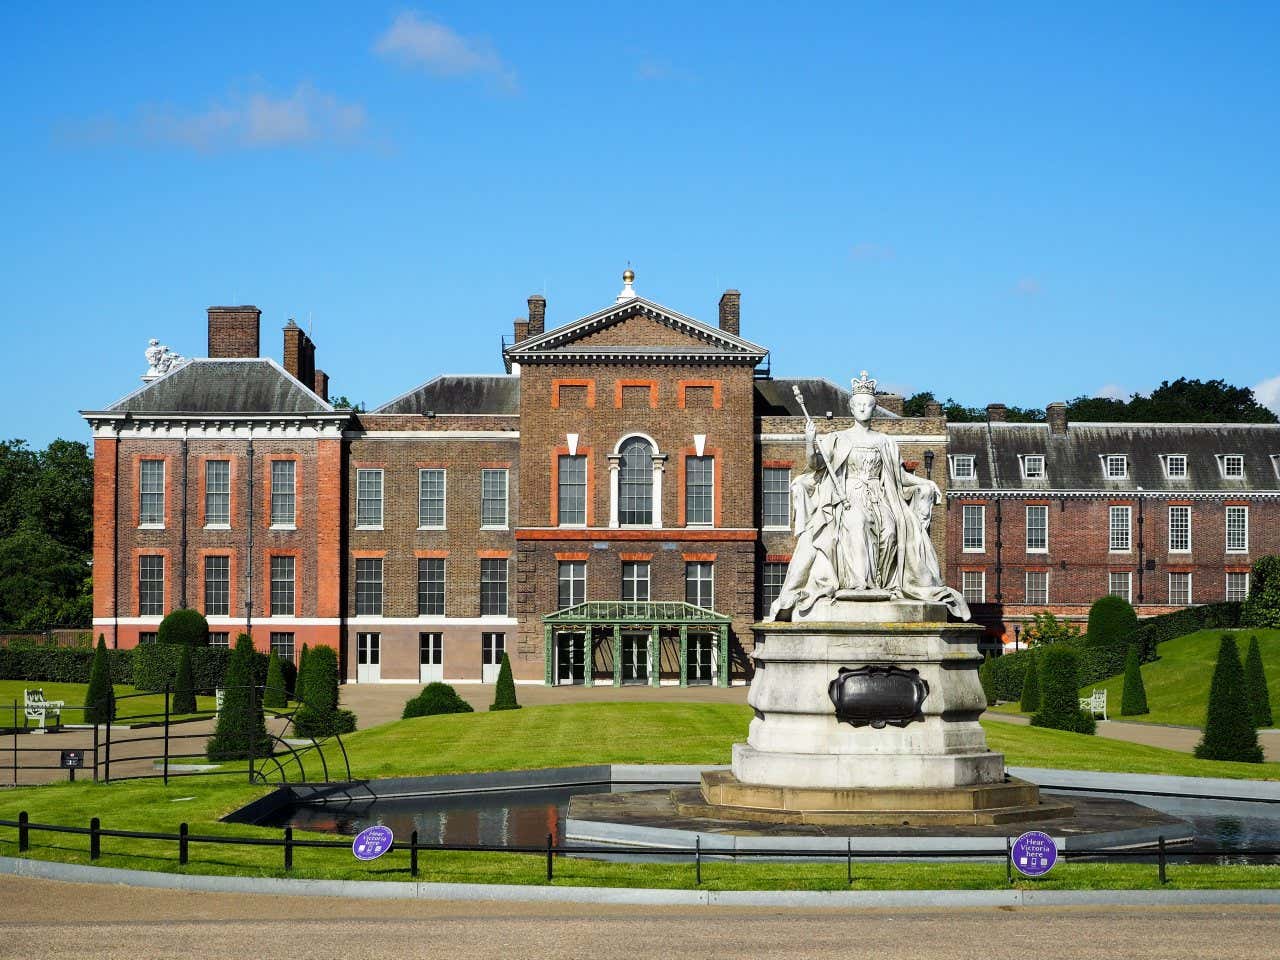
[
  {"left": 993, "top": 628, "right": 1280, "bottom": 727},
  {"left": 0, "top": 701, "right": 1278, "bottom": 890},
  {"left": 0, "top": 679, "right": 218, "bottom": 725}
]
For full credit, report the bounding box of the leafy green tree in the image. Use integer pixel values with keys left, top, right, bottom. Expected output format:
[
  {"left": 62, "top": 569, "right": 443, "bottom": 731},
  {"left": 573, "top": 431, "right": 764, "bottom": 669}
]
[
  {"left": 1243, "top": 635, "right": 1273, "bottom": 728},
  {"left": 1242, "top": 556, "right": 1280, "bottom": 628},
  {"left": 263, "top": 651, "right": 287, "bottom": 709},
  {"left": 171, "top": 642, "right": 197, "bottom": 714},
  {"left": 1031, "top": 647, "right": 1096, "bottom": 734},
  {"left": 1120, "top": 644, "right": 1149, "bottom": 716},
  {"left": 1019, "top": 652, "right": 1040, "bottom": 712},
  {"left": 158, "top": 608, "right": 209, "bottom": 646},
  {"left": 207, "top": 633, "right": 272, "bottom": 761},
  {"left": 1086, "top": 594, "right": 1138, "bottom": 649},
  {"left": 1023, "top": 611, "right": 1081, "bottom": 647},
  {"left": 490, "top": 652, "right": 520, "bottom": 711},
  {"left": 1066, "top": 379, "right": 1277, "bottom": 424},
  {"left": 1195, "top": 635, "right": 1263, "bottom": 762},
  {"left": 83, "top": 634, "right": 115, "bottom": 724}
]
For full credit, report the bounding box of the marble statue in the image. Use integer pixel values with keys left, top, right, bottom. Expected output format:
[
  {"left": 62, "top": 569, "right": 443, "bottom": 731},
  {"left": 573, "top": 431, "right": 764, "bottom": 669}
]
[
  {"left": 768, "top": 371, "right": 970, "bottom": 621},
  {"left": 143, "top": 339, "right": 187, "bottom": 380}
]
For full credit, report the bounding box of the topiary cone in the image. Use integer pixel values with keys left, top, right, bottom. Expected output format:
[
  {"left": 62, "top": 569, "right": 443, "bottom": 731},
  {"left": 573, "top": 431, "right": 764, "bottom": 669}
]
[
  {"left": 490, "top": 652, "right": 520, "bottom": 711},
  {"left": 1019, "top": 651, "right": 1040, "bottom": 713},
  {"left": 1243, "top": 634, "right": 1273, "bottom": 728},
  {"left": 1120, "top": 644, "right": 1149, "bottom": 716},
  {"left": 84, "top": 635, "right": 115, "bottom": 725},
  {"left": 1195, "top": 634, "right": 1263, "bottom": 762},
  {"left": 172, "top": 642, "right": 197, "bottom": 714},
  {"left": 263, "top": 650, "right": 287, "bottom": 709}
]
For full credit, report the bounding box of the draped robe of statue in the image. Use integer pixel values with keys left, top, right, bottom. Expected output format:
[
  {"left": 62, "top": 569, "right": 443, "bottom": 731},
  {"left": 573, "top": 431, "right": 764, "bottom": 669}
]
[{"left": 768, "top": 424, "right": 970, "bottom": 621}]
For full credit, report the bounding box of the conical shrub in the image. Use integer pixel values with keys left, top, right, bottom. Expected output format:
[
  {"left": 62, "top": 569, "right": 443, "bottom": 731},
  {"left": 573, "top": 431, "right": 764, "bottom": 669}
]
[
  {"left": 83, "top": 635, "right": 115, "bottom": 725},
  {"left": 263, "top": 651, "right": 287, "bottom": 709},
  {"left": 294, "top": 643, "right": 309, "bottom": 699},
  {"left": 1243, "top": 634, "right": 1273, "bottom": 728},
  {"left": 1194, "top": 634, "right": 1263, "bottom": 762},
  {"left": 1019, "top": 652, "right": 1040, "bottom": 713},
  {"left": 171, "top": 641, "right": 197, "bottom": 714},
  {"left": 490, "top": 652, "right": 520, "bottom": 711},
  {"left": 1120, "top": 644, "right": 1149, "bottom": 716},
  {"left": 1031, "top": 646, "right": 1095, "bottom": 734},
  {"left": 207, "top": 633, "right": 272, "bottom": 761}
]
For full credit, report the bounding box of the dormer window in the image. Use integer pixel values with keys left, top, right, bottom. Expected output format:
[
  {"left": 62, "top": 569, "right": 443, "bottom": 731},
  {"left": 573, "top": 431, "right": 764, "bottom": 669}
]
[
  {"left": 1219, "top": 454, "right": 1245, "bottom": 479},
  {"left": 1020, "top": 455, "right": 1046, "bottom": 480},
  {"left": 1163, "top": 454, "right": 1187, "bottom": 479},
  {"left": 1104, "top": 454, "right": 1128, "bottom": 480},
  {"left": 950, "top": 455, "right": 975, "bottom": 480}
]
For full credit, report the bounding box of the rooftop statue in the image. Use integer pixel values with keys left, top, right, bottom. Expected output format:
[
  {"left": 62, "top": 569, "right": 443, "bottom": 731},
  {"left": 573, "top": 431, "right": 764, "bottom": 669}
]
[
  {"left": 768, "top": 371, "right": 971, "bottom": 621},
  {"left": 143, "top": 338, "right": 188, "bottom": 381}
]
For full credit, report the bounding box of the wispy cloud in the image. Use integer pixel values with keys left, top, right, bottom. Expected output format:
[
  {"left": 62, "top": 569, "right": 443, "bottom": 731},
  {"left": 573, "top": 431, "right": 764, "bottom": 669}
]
[
  {"left": 374, "top": 11, "right": 516, "bottom": 91},
  {"left": 58, "top": 83, "right": 367, "bottom": 152},
  {"left": 850, "top": 242, "right": 894, "bottom": 261},
  {"left": 1015, "top": 277, "right": 1043, "bottom": 296},
  {"left": 1094, "top": 383, "right": 1128, "bottom": 400},
  {"left": 1254, "top": 374, "right": 1280, "bottom": 415}
]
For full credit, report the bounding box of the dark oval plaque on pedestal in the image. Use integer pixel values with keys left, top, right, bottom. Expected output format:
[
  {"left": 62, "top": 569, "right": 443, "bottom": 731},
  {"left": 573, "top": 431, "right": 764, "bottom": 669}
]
[{"left": 829, "top": 665, "right": 929, "bottom": 728}]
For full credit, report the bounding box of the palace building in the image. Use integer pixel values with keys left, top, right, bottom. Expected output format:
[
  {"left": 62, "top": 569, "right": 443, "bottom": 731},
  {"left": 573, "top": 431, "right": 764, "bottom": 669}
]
[{"left": 82, "top": 273, "right": 1280, "bottom": 682}]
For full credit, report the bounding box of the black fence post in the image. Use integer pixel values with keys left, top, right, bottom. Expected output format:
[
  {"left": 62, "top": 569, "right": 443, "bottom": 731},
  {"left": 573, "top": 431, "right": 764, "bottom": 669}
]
[
  {"left": 90, "top": 817, "right": 100, "bottom": 860},
  {"left": 92, "top": 722, "right": 99, "bottom": 783},
  {"left": 695, "top": 835, "right": 702, "bottom": 886},
  {"left": 1005, "top": 837, "right": 1013, "bottom": 885},
  {"left": 247, "top": 683, "right": 256, "bottom": 785},
  {"left": 410, "top": 830, "right": 419, "bottom": 878},
  {"left": 284, "top": 827, "right": 293, "bottom": 872},
  {"left": 179, "top": 822, "right": 189, "bottom": 866},
  {"left": 10, "top": 703, "right": 17, "bottom": 787},
  {"left": 1158, "top": 835, "right": 1167, "bottom": 885},
  {"left": 18, "top": 811, "right": 28, "bottom": 852},
  {"left": 546, "top": 833, "right": 554, "bottom": 882},
  {"left": 847, "top": 839, "right": 852, "bottom": 885},
  {"left": 162, "top": 683, "right": 171, "bottom": 786},
  {"left": 103, "top": 711, "right": 112, "bottom": 784}
]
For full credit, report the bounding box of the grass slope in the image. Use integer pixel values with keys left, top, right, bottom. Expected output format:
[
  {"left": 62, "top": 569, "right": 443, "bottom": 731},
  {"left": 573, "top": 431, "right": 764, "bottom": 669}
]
[
  {"left": 993, "top": 628, "right": 1280, "bottom": 728},
  {"left": 0, "top": 680, "right": 217, "bottom": 724}
]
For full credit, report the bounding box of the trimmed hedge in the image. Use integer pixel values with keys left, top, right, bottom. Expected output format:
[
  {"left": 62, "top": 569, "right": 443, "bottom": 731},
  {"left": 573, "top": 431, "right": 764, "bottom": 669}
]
[
  {"left": 293, "top": 646, "right": 355, "bottom": 738},
  {"left": 1242, "top": 556, "right": 1280, "bottom": 628},
  {"left": 206, "top": 634, "right": 273, "bottom": 761},
  {"left": 1085, "top": 595, "right": 1139, "bottom": 649},
  {"left": 157, "top": 609, "right": 209, "bottom": 646},
  {"left": 0, "top": 646, "right": 132, "bottom": 685},
  {"left": 171, "top": 643, "right": 197, "bottom": 714},
  {"left": 1030, "top": 647, "right": 1095, "bottom": 735},
  {"left": 1019, "top": 652, "right": 1040, "bottom": 713},
  {"left": 132, "top": 644, "right": 293, "bottom": 696},
  {"left": 404, "top": 682, "right": 474, "bottom": 718},
  {"left": 1120, "top": 644, "right": 1149, "bottom": 716}
]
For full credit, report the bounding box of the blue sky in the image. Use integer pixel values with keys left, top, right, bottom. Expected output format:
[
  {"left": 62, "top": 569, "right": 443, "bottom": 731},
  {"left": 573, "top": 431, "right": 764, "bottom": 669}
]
[{"left": 2, "top": 3, "right": 1278, "bottom": 445}]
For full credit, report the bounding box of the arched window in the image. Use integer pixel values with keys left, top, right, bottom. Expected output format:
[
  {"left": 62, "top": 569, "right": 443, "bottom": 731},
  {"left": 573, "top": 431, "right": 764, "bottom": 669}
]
[{"left": 618, "top": 437, "right": 654, "bottom": 525}]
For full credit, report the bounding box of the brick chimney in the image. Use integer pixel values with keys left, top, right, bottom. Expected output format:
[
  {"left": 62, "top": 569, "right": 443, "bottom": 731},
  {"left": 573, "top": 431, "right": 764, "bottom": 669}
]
[
  {"left": 986, "top": 403, "right": 1008, "bottom": 423},
  {"left": 1047, "top": 402, "right": 1069, "bottom": 435},
  {"left": 513, "top": 319, "right": 529, "bottom": 343},
  {"left": 527, "top": 295, "right": 546, "bottom": 338},
  {"left": 282, "top": 320, "right": 316, "bottom": 391},
  {"left": 208, "top": 306, "right": 261, "bottom": 358},
  {"left": 876, "top": 393, "right": 905, "bottom": 416},
  {"left": 925, "top": 400, "right": 943, "bottom": 418},
  {"left": 718, "top": 289, "right": 741, "bottom": 337},
  {"left": 313, "top": 369, "right": 329, "bottom": 402}
]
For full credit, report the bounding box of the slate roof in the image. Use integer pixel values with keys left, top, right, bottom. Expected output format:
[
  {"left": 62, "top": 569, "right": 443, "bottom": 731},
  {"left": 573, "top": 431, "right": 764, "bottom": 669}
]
[
  {"left": 754, "top": 378, "right": 900, "bottom": 418},
  {"left": 101, "top": 359, "right": 333, "bottom": 415},
  {"left": 373, "top": 375, "right": 520, "bottom": 415},
  {"left": 947, "top": 422, "right": 1280, "bottom": 493}
]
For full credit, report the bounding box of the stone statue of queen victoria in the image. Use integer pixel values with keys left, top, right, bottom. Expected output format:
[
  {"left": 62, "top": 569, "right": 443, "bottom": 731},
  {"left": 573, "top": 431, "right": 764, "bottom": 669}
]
[{"left": 768, "top": 372, "right": 970, "bottom": 622}]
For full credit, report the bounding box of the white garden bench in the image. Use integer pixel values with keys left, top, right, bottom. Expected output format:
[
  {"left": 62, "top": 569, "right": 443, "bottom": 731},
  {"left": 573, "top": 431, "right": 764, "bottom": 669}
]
[
  {"left": 215, "top": 688, "right": 225, "bottom": 718},
  {"left": 1079, "top": 688, "right": 1108, "bottom": 721},
  {"left": 24, "top": 688, "right": 65, "bottom": 730}
]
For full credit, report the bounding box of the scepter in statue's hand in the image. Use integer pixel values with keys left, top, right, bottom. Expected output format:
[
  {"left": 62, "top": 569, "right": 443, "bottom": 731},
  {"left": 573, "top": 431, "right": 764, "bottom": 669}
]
[{"left": 792, "top": 385, "right": 847, "bottom": 507}]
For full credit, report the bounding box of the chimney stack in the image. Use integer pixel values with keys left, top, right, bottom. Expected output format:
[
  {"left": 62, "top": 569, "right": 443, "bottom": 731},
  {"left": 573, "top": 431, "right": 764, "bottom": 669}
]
[
  {"left": 1047, "top": 402, "right": 1069, "bottom": 435},
  {"left": 876, "top": 393, "right": 905, "bottom": 416},
  {"left": 925, "top": 400, "right": 943, "bottom": 418},
  {"left": 527, "top": 295, "right": 546, "bottom": 338},
  {"left": 986, "top": 403, "right": 1008, "bottom": 423},
  {"left": 208, "top": 306, "right": 261, "bottom": 358},
  {"left": 718, "top": 289, "right": 741, "bottom": 336},
  {"left": 282, "top": 320, "right": 316, "bottom": 391},
  {"left": 314, "top": 369, "right": 329, "bottom": 403},
  {"left": 513, "top": 319, "right": 529, "bottom": 343}
]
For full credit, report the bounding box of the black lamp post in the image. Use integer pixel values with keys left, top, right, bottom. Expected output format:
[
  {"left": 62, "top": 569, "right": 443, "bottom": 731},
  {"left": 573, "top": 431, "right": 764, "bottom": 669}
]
[
  {"left": 1013, "top": 623, "right": 1022, "bottom": 652},
  {"left": 924, "top": 450, "right": 935, "bottom": 479}
]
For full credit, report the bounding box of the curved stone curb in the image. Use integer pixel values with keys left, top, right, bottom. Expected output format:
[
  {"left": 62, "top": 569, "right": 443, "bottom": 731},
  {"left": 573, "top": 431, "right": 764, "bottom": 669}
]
[{"left": 3, "top": 856, "right": 1279, "bottom": 908}]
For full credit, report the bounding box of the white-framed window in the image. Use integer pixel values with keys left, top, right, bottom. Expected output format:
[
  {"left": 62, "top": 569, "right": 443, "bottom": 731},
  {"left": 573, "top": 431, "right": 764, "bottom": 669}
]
[
  {"left": 1226, "top": 505, "right": 1249, "bottom": 553},
  {"left": 619, "top": 438, "right": 654, "bottom": 526},
  {"left": 270, "top": 460, "right": 296, "bottom": 527},
  {"left": 1108, "top": 571, "right": 1132, "bottom": 603},
  {"left": 1226, "top": 571, "right": 1250, "bottom": 602},
  {"left": 762, "top": 467, "right": 791, "bottom": 529},
  {"left": 621, "top": 561, "right": 650, "bottom": 602},
  {"left": 209, "top": 632, "right": 229, "bottom": 649},
  {"left": 1021, "top": 455, "right": 1046, "bottom": 480},
  {"left": 1025, "top": 570, "right": 1048, "bottom": 606},
  {"left": 1168, "top": 572, "right": 1192, "bottom": 606},
  {"left": 950, "top": 455, "right": 976, "bottom": 480},
  {"left": 557, "top": 560, "right": 586, "bottom": 610},
  {"left": 417, "top": 558, "right": 445, "bottom": 616},
  {"left": 205, "top": 460, "right": 230, "bottom": 526},
  {"left": 1219, "top": 454, "right": 1245, "bottom": 479},
  {"left": 1109, "top": 506, "right": 1132, "bottom": 552},
  {"left": 418, "top": 468, "right": 446, "bottom": 529},
  {"left": 355, "top": 468, "right": 383, "bottom": 529},
  {"left": 1025, "top": 505, "right": 1048, "bottom": 553},
  {"left": 139, "top": 555, "right": 164, "bottom": 615},
  {"left": 270, "top": 632, "right": 295, "bottom": 662},
  {"left": 481, "top": 468, "right": 509, "bottom": 528},
  {"left": 1168, "top": 505, "right": 1191, "bottom": 553},
  {"left": 962, "top": 504, "right": 985, "bottom": 552},
  {"left": 1104, "top": 455, "right": 1128, "bottom": 480},
  {"left": 203, "top": 555, "right": 229, "bottom": 617},
  {"left": 480, "top": 558, "right": 508, "bottom": 616},
  {"left": 269, "top": 555, "right": 295, "bottom": 616},
  {"left": 961, "top": 570, "right": 985, "bottom": 605},
  {"left": 685, "top": 456, "right": 714, "bottom": 526},
  {"left": 355, "top": 558, "right": 383, "bottom": 616},
  {"left": 557, "top": 456, "right": 586, "bottom": 526},
  {"left": 139, "top": 459, "right": 165, "bottom": 526},
  {"left": 685, "top": 562, "right": 714, "bottom": 609},
  {"left": 1163, "top": 454, "right": 1188, "bottom": 479},
  {"left": 761, "top": 561, "right": 787, "bottom": 615}
]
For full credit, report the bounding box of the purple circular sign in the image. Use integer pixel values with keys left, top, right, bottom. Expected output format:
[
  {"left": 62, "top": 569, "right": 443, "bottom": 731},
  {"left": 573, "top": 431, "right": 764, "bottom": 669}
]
[
  {"left": 352, "top": 825, "right": 394, "bottom": 862},
  {"left": 1011, "top": 830, "right": 1058, "bottom": 877}
]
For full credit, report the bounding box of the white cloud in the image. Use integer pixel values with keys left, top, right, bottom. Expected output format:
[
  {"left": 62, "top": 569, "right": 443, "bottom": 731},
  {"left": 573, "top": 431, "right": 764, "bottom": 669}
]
[
  {"left": 374, "top": 12, "right": 516, "bottom": 90},
  {"left": 1094, "top": 383, "right": 1128, "bottom": 400},
  {"left": 1254, "top": 374, "right": 1280, "bottom": 415},
  {"left": 1015, "top": 277, "right": 1043, "bottom": 296}
]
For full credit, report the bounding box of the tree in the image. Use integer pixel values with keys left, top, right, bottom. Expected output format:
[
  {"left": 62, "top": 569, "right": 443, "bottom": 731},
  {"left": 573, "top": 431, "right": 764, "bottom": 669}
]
[
  {"left": 1086, "top": 595, "right": 1138, "bottom": 649},
  {"left": 158, "top": 608, "right": 209, "bottom": 646},
  {"left": 207, "top": 633, "right": 272, "bottom": 761},
  {"left": 263, "top": 651, "right": 287, "bottom": 709},
  {"left": 1120, "top": 644, "right": 1149, "bottom": 716},
  {"left": 294, "top": 645, "right": 354, "bottom": 737},
  {"left": 490, "top": 652, "right": 520, "bottom": 711},
  {"left": 1195, "top": 635, "right": 1263, "bottom": 762},
  {"left": 1242, "top": 556, "right": 1280, "bottom": 628},
  {"left": 171, "top": 642, "right": 197, "bottom": 714},
  {"left": 1066, "top": 379, "right": 1277, "bottom": 424},
  {"left": 83, "top": 634, "right": 115, "bottom": 724},
  {"left": 1030, "top": 647, "right": 1096, "bottom": 734},
  {"left": 404, "top": 683, "right": 474, "bottom": 718},
  {"left": 295, "top": 643, "right": 309, "bottom": 699},
  {"left": 1023, "top": 612, "right": 1081, "bottom": 647},
  {"left": 1019, "top": 652, "right": 1040, "bottom": 712},
  {"left": 1243, "top": 635, "right": 1273, "bottom": 728}
]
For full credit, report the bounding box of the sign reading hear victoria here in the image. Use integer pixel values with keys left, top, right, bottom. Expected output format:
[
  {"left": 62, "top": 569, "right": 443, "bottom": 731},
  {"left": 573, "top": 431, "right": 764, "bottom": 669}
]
[{"left": 828, "top": 665, "right": 929, "bottom": 728}]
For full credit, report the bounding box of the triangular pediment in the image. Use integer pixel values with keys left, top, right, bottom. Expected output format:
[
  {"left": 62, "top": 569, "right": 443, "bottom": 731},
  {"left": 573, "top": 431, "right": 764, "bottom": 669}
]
[{"left": 504, "top": 296, "right": 768, "bottom": 364}]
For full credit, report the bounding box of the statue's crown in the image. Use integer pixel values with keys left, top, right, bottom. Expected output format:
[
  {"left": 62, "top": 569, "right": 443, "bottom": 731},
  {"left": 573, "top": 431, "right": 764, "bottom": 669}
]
[{"left": 851, "top": 370, "right": 878, "bottom": 396}]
